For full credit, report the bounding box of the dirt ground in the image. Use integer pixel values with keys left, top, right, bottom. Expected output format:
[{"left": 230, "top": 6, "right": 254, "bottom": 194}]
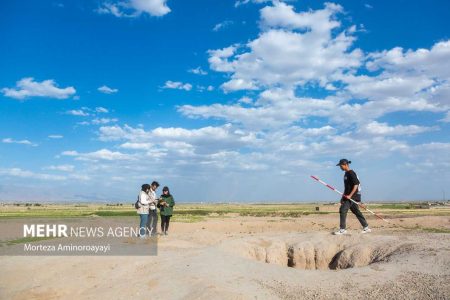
[{"left": 1, "top": 213, "right": 449, "bottom": 300}]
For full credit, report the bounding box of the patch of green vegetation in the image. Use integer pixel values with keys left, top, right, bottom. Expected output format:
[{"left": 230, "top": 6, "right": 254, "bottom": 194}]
[
  {"left": 1, "top": 203, "right": 447, "bottom": 220},
  {"left": 239, "top": 210, "right": 331, "bottom": 217},
  {"left": 370, "top": 204, "right": 413, "bottom": 209},
  {"left": 93, "top": 211, "right": 135, "bottom": 217},
  {"left": 175, "top": 209, "right": 211, "bottom": 216},
  {"left": 0, "top": 211, "right": 95, "bottom": 218}
]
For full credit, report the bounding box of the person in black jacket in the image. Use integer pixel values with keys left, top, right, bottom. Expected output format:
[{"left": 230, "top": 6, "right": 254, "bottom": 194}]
[{"left": 334, "top": 159, "right": 371, "bottom": 235}]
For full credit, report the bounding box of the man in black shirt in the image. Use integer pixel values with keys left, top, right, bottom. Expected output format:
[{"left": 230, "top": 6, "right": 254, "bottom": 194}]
[{"left": 334, "top": 159, "right": 371, "bottom": 235}]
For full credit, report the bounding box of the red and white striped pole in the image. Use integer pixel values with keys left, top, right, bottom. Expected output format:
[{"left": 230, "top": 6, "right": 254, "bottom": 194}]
[{"left": 310, "top": 175, "right": 389, "bottom": 223}]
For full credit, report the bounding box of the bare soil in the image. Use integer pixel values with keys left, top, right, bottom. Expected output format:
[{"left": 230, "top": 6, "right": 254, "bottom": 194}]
[{"left": 1, "top": 213, "right": 449, "bottom": 299}]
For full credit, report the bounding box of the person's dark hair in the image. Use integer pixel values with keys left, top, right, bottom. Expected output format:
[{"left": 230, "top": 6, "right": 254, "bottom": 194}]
[
  {"left": 141, "top": 184, "right": 151, "bottom": 192},
  {"left": 151, "top": 181, "right": 160, "bottom": 188},
  {"left": 162, "top": 186, "right": 170, "bottom": 195}
]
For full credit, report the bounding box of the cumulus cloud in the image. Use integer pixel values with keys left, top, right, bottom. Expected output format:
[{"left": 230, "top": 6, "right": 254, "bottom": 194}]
[
  {"left": 98, "top": 85, "right": 118, "bottom": 94},
  {"left": 366, "top": 41, "right": 450, "bottom": 78},
  {"left": 192, "top": 2, "right": 449, "bottom": 131},
  {"left": 360, "top": 121, "right": 438, "bottom": 136},
  {"left": 163, "top": 80, "right": 193, "bottom": 91},
  {"left": 341, "top": 74, "right": 435, "bottom": 101},
  {"left": 209, "top": 2, "right": 362, "bottom": 92},
  {"left": 97, "top": 0, "right": 171, "bottom": 18},
  {"left": 1, "top": 77, "right": 76, "bottom": 100},
  {"left": 98, "top": 123, "right": 260, "bottom": 151},
  {"left": 179, "top": 88, "right": 336, "bottom": 129}
]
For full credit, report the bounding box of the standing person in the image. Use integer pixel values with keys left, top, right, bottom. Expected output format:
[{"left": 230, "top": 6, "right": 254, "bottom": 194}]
[
  {"left": 334, "top": 159, "right": 371, "bottom": 235},
  {"left": 147, "top": 181, "right": 160, "bottom": 236},
  {"left": 137, "top": 184, "right": 151, "bottom": 238},
  {"left": 158, "top": 186, "right": 175, "bottom": 236}
]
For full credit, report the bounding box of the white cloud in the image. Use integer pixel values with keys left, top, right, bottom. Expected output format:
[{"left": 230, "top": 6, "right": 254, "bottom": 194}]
[
  {"left": 208, "top": 45, "right": 238, "bottom": 72},
  {"left": 98, "top": 123, "right": 261, "bottom": 154},
  {"left": 238, "top": 96, "right": 253, "bottom": 104},
  {"left": 0, "top": 168, "right": 66, "bottom": 181},
  {"left": 95, "top": 107, "right": 109, "bottom": 113},
  {"left": 366, "top": 41, "right": 450, "bottom": 78},
  {"left": 91, "top": 118, "right": 118, "bottom": 125},
  {"left": 62, "top": 149, "right": 135, "bottom": 161},
  {"left": 48, "top": 135, "right": 64, "bottom": 139},
  {"left": 196, "top": 85, "right": 214, "bottom": 92},
  {"left": 119, "top": 142, "right": 154, "bottom": 150},
  {"left": 341, "top": 74, "right": 434, "bottom": 101},
  {"left": 188, "top": 67, "right": 208, "bottom": 75},
  {"left": 259, "top": 2, "right": 342, "bottom": 33},
  {"left": 97, "top": 0, "right": 171, "bottom": 18},
  {"left": 234, "top": 0, "right": 271, "bottom": 7},
  {"left": 440, "top": 111, "right": 450, "bottom": 122},
  {"left": 163, "top": 80, "right": 193, "bottom": 91},
  {"left": 98, "top": 85, "right": 118, "bottom": 94},
  {"left": 329, "top": 97, "right": 444, "bottom": 125},
  {"left": 2, "top": 138, "right": 37, "bottom": 147},
  {"left": 44, "top": 165, "right": 75, "bottom": 172},
  {"left": 360, "top": 121, "right": 438, "bottom": 136},
  {"left": 213, "top": 20, "right": 234, "bottom": 32},
  {"left": 221, "top": 79, "right": 258, "bottom": 92},
  {"left": 2, "top": 77, "right": 76, "bottom": 100},
  {"left": 209, "top": 2, "right": 363, "bottom": 92},
  {"left": 66, "top": 109, "right": 90, "bottom": 116},
  {"left": 179, "top": 88, "right": 336, "bottom": 129}
]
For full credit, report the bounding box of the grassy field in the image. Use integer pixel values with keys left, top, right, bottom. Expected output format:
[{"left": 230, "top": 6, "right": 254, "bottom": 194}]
[{"left": 1, "top": 202, "right": 449, "bottom": 221}]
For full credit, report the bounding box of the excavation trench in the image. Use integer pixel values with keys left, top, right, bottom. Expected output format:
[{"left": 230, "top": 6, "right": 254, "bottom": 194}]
[{"left": 241, "top": 239, "right": 408, "bottom": 270}]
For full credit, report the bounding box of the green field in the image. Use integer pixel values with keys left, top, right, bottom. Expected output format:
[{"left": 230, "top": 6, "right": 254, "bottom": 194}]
[{"left": 1, "top": 202, "right": 449, "bottom": 221}]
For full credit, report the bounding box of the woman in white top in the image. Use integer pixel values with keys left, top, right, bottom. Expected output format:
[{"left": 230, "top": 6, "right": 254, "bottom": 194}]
[{"left": 137, "top": 184, "right": 151, "bottom": 237}]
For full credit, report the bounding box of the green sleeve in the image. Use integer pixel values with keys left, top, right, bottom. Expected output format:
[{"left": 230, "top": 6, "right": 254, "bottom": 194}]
[{"left": 169, "top": 196, "right": 175, "bottom": 207}]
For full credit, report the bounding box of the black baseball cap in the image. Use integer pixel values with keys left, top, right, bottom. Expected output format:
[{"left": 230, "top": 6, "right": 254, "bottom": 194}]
[{"left": 336, "top": 158, "right": 351, "bottom": 166}]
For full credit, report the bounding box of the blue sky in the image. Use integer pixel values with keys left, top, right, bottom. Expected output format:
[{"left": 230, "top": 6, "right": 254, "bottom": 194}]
[{"left": 1, "top": 0, "right": 449, "bottom": 203}]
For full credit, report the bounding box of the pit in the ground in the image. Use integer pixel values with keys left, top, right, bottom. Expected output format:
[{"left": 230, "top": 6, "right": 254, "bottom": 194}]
[{"left": 242, "top": 239, "right": 405, "bottom": 270}]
